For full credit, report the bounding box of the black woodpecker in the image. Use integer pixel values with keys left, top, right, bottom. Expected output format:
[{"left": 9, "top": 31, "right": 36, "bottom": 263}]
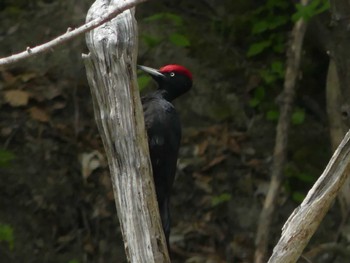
[{"left": 139, "top": 64, "right": 192, "bottom": 249}]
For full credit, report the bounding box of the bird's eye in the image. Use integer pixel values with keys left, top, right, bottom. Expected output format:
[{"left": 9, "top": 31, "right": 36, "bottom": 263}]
[{"left": 170, "top": 72, "right": 175, "bottom": 77}]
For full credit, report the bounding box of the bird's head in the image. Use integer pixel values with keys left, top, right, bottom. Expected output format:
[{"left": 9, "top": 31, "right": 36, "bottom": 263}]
[{"left": 138, "top": 64, "right": 192, "bottom": 101}]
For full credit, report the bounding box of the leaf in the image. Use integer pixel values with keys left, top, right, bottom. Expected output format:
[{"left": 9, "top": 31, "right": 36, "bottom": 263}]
[
  {"left": 169, "top": 33, "right": 190, "bottom": 47},
  {"left": 0, "top": 149, "right": 15, "bottom": 167},
  {"left": 247, "top": 40, "right": 271, "bottom": 57},
  {"left": 0, "top": 224, "right": 14, "bottom": 250},
  {"left": 211, "top": 193, "right": 231, "bottom": 207},
  {"left": 266, "top": 110, "right": 279, "bottom": 121},
  {"left": 202, "top": 155, "right": 227, "bottom": 171},
  {"left": 260, "top": 69, "right": 276, "bottom": 84},
  {"left": 292, "top": 191, "right": 305, "bottom": 203},
  {"left": 292, "top": 0, "right": 330, "bottom": 22},
  {"left": 144, "top": 13, "right": 164, "bottom": 22},
  {"left": 165, "top": 13, "right": 183, "bottom": 26},
  {"left": 267, "top": 15, "right": 289, "bottom": 30},
  {"left": 292, "top": 108, "right": 305, "bottom": 125},
  {"left": 28, "top": 107, "right": 49, "bottom": 123},
  {"left": 252, "top": 21, "right": 269, "bottom": 34},
  {"left": 249, "top": 86, "right": 265, "bottom": 107},
  {"left": 141, "top": 34, "right": 162, "bottom": 48},
  {"left": 137, "top": 74, "right": 151, "bottom": 91},
  {"left": 144, "top": 13, "right": 183, "bottom": 26},
  {"left": 295, "top": 172, "right": 316, "bottom": 183},
  {"left": 271, "top": 60, "right": 284, "bottom": 77},
  {"left": 249, "top": 98, "right": 260, "bottom": 107},
  {"left": 4, "top": 90, "right": 30, "bottom": 107}
]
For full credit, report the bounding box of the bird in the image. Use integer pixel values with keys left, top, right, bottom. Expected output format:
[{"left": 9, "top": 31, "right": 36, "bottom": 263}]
[{"left": 138, "top": 64, "right": 192, "bottom": 250}]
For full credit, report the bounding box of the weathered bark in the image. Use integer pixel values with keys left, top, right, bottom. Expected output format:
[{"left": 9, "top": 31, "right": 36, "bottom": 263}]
[
  {"left": 267, "top": 130, "right": 350, "bottom": 263},
  {"left": 254, "top": 1, "right": 309, "bottom": 262},
  {"left": 83, "top": 1, "right": 170, "bottom": 262}
]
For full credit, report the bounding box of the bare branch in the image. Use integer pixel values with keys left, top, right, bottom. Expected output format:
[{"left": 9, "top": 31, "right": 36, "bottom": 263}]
[
  {"left": 254, "top": 0, "right": 310, "bottom": 262},
  {"left": 0, "top": 0, "right": 148, "bottom": 68},
  {"left": 267, "top": 130, "right": 350, "bottom": 263}
]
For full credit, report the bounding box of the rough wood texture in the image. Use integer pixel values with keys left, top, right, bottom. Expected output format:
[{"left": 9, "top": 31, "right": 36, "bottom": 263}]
[
  {"left": 267, "top": 130, "right": 350, "bottom": 263},
  {"left": 83, "top": 1, "right": 170, "bottom": 262}
]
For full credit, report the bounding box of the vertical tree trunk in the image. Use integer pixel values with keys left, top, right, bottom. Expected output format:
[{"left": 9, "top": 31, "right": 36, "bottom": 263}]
[
  {"left": 254, "top": 1, "right": 309, "bottom": 262},
  {"left": 83, "top": 1, "right": 170, "bottom": 262}
]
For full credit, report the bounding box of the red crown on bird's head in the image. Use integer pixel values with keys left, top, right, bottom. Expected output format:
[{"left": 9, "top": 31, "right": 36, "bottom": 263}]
[{"left": 159, "top": 64, "right": 193, "bottom": 80}]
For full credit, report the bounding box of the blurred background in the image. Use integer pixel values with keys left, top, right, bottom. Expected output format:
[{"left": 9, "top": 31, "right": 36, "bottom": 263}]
[{"left": 0, "top": 0, "right": 339, "bottom": 262}]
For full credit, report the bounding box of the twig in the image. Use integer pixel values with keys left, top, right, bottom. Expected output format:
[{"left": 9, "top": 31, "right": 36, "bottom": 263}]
[
  {"left": 0, "top": 0, "right": 148, "bottom": 67},
  {"left": 304, "top": 242, "right": 350, "bottom": 259},
  {"left": 254, "top": 1, "right": 310, "bottom": 262}
]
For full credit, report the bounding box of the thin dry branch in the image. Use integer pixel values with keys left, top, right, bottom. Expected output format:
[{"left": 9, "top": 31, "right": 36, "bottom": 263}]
[
  {"left": 268, "top": 130, "right": 350, "bottom": 263},
  {"left": 254, "top": 1, "right": 309, "bottom": 262},
  {"left": 0, "top": 0, "right": 148, "bottom": 68},
  {"left": 304, "top": 242, "right": 350, "bottom": 260}
]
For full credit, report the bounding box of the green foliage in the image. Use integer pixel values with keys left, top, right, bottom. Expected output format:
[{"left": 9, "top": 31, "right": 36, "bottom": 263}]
[
  {"left": 246, "top": 0, "right": 290, "bottom": 114},
  {"left": 142, "top": 12, "right": 190, "bottom": 49},
  {"left": 0, "top": 224, "right": 14, "bottom": 250},
  {"left": 137, "top": 74, "right": 152, "bottom": 92},
  {"left": 292, "top": 0, "right": 330, "bottom": 22},
  {"left": 249, "top": 86, "right": 265, "bottom": 107},
  {"left": 246, "top": 0, "right": 329, "bottom": 121},
  {"left": 144, "top": 13, "right": 183, "bottom": 26},
  {"left": 247, "top": 40, "right": 271, "bottom": 58},
  {"left": 292, "top": 108, "right": 305, "bottom": 125},
  {"left": 169, "top": 33, "right": 190, "bottom": 47},
  {"left": 68, "top": 260, "right": 79, "bottom": 263},
  {"left": 247, "top": 0, "right": 290, "bottom": 58},
  {"left": 285, "top": 163, "right": 317, "bottom": 203},
  {"left": 266, "top": 109, "right": 279, "bottom": 121},
  {"left": 0, "top": 149, "right": 15, "bottom": 167},
  {"left": 211, "top": 193, "right": 231, "bottom": 207},
  {"left": 292, "top": 191, "right": 305, "bottom": 203}
]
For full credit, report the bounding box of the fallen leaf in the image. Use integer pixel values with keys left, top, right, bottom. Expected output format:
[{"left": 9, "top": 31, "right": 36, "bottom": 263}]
[
  {"left": 201, "top": 155, "right": 227, "bottom": 171},
  {"left": 228, "top": 137, "right": 241, "bottom": 154},
  {"left": 19, "top": 72, "right": 37, "bottom": 82},
  {"left": 28, "top": 107, "right": 49, "bottom": 122},
  {"left": 1, "top": 71, "right": 16, "bottom": 85},
  {"left": 195, "top": 140, "right": 209, "bottom": 156},
  {"left": 4, "top": 90, "right": 30, "bottom": 106}
]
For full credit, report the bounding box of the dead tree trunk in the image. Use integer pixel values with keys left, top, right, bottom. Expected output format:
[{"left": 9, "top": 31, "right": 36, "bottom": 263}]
[{"left": 83, "top": 0, "right": 170, "bottom": 262}]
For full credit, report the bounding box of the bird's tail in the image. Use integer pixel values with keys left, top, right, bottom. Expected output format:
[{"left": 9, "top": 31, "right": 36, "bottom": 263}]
[{"left": 159, "top": 198, "right": 171, "bottom": 250}]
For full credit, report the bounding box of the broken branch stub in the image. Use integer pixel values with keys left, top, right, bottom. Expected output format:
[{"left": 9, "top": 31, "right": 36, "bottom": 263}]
[{"left": 83, "top": 0, "right": 170, "bottom": 262}]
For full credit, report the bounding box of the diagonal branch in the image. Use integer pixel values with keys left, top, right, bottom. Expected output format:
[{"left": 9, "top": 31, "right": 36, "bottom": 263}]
[
  {"left": 268, "top": 130, "right": 350, "bottom": 263},
  {"left": 0, "top": 0, "right": 148, "bottom": 68}
]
